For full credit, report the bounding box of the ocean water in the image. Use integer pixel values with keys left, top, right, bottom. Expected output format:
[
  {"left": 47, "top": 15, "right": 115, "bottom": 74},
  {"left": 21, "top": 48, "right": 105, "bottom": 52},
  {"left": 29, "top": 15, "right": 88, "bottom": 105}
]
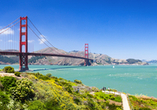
[{"left": 0, "top": 64, "right": 157, "bottom": 98}]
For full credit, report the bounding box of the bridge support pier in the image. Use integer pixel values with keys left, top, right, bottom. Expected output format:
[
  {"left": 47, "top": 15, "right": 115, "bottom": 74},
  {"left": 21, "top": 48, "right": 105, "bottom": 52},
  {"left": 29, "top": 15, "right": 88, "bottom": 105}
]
[
  {"left": 84, "top": 43, "right": 89, "bottom": 66},
  {"left": 19, "top": 54, "right": 28, "bottom": 71},
  {"left": 19, "top": 16, "right": 29, "bottom": 71},
  {"left": 84, "top": 59, "right": 89, "bottom": 66}
]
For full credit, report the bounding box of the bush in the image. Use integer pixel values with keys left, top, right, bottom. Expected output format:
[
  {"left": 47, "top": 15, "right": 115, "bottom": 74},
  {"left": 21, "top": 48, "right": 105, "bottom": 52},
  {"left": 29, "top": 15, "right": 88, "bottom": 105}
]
[
  {"left": 0, "top": 76, "right": 16, "bottom": 90},
  {"left": 46, "top": 73, "right": 52, "bottom": 77},
  {"left": 114, "top": 96, "right": 122, "bottom": 102},
  {"left": 139, "top": 108, "right": 151, "bottom": 110},
  {"left": 74, "top": 79, "right": 82, "bottom": 84},
  {"left": 35, "top": 72, "right": 50, "bottom": 80},
  {"left": 45, "top": 98, "right": 61, "bottom": 110},
  {"left": 64, "top": 84, "right": 74, "bottom": 93},
  {"left": 14, "top": 72, "right": 21, "bottom": 77},
  {"left": 87, "top": 98, "right": 102, "bottom": 109},
  {"left": 0, "top": 82, "right": 3, "bottom": 90},
  {"left": 28, "top": 100, "right": 46, "bottom": 110},
  {"left": 3, "top": 66, "right": 15, "bottom": 73},
  {"left": 59, "top": 77, "right": 63, "bottom": 80},
  {"left": 0, "top": 91, "right": 10, "bottom": 110},
  {"left": 0, "top": 91, "right": 10, "bottom": 105},
  {"left": 10, "top": 78, "right": 35, "bottom": 102}
]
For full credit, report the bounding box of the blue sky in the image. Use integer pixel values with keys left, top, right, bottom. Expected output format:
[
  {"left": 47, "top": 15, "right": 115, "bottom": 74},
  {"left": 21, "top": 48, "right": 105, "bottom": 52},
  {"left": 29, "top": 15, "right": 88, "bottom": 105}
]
[{"left": 0, "top": 0, "right": 157, "bottom": 60}]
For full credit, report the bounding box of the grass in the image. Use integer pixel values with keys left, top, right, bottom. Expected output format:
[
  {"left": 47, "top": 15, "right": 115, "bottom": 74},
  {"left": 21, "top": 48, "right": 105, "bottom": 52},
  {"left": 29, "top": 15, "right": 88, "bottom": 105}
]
[
  {"left": 94, "top": 91, "right": 122, "bottom": 102},
  {"left": 129, "top": 95, "right": 157, "bottom": 110}
]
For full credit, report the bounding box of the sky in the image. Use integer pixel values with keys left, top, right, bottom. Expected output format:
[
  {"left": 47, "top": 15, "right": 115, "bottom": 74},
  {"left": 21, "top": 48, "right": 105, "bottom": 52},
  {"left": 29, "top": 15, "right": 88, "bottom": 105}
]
[{"left": 0, "top": 0, "right": 157, "bottom": 60}]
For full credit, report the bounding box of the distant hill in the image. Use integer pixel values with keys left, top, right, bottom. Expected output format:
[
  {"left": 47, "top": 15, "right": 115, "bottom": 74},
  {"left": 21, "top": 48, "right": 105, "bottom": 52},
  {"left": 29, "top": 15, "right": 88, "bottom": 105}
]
[
  {"left": 126, "top": 59, "right": 142, "bottom": 64},
  {"left": 0, "top": 48, "right": 149, "bottom": 65},
  {"left": 28, "top": 47, "right": 149, "bottom": 66},
  {"left": 142, "top": 60, "right": 157, "bottom": 63},
  {"left": 0, "top": 55, "right": 18, "bottom": 64}
]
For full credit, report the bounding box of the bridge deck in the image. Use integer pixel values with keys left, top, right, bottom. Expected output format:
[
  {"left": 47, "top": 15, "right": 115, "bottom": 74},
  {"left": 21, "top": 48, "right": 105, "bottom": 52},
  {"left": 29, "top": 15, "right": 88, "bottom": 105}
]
[{"left": 0, "top": 51, "right": 93, "bottom": 60}]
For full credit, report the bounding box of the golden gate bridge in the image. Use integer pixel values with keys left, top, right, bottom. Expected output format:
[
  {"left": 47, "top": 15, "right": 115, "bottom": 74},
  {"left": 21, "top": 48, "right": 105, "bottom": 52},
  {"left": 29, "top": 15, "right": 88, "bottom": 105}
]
[{"left": 0, "top": 16, "right": 93, "bottom": 71}]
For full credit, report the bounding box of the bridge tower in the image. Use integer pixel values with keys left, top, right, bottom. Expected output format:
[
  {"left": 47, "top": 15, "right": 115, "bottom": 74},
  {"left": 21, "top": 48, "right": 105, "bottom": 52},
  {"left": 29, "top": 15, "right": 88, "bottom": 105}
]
[
  {"left": 19, "top": 16, "right": 29, "bottom": 71},
  {"left": 84, "top": 43, "right": 89, "bottom": 66}
]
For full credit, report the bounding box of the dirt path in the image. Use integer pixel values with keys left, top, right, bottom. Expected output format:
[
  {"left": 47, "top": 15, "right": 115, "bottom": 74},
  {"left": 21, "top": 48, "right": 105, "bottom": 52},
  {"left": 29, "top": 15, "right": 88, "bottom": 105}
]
[
  {"left": 121, "top": 93, "right": 130, "bottom": 110},
  {"left": 0, "top": 72, "right": 24, "bottom": 79},
  {"left": 102, "top": 91, "right": 130, "bottom": 110}
]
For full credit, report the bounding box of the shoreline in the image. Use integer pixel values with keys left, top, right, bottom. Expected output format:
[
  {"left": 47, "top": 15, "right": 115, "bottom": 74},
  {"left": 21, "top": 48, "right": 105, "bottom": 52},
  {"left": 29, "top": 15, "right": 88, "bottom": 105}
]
[
  {"left": 0, "top": 65, "right": 156, "bottom": 98},
  {"left": 0, "top": 72, "right": 156, "bottom": 99}
]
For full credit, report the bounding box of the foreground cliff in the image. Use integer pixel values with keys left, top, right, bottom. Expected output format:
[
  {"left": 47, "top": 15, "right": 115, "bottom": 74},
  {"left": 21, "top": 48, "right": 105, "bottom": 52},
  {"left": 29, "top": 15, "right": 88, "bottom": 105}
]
[
  {"left": 0, "top": 68, "right": 123, "bottom": 110},
  {"left": 0, "top": 67, "right": 156, "bottom": 110}
]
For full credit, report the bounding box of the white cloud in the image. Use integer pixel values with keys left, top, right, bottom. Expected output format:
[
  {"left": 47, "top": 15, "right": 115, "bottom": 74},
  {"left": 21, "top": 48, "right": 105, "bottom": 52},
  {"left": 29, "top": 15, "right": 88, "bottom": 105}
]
[
  {"left": 38, "top": 35, "right": 46, "bottom": 44},
  {"left": 0, "top": 39, "right": 2, "bottom": 42},
  {"left": 28, "top": 40, "right": 34, "bottom": 43},
  {"left": 0, "top": 28, "right": 14, "bottom": 35}
]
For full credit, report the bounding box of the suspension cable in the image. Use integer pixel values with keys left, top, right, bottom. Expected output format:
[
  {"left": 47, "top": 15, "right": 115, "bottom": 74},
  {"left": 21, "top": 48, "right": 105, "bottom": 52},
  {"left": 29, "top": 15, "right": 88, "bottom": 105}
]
[
  {"left": 27, "top": 25, "right": 61, "bottom": 54},
  {"left": 28, "top": 18, "right": 62, "bottom": 54},
  {"left": 0, "top": 17, "right": 20, "bottom": 31},
  {"left": 0, "top": 21, "right": 20, "bottom": 35}
]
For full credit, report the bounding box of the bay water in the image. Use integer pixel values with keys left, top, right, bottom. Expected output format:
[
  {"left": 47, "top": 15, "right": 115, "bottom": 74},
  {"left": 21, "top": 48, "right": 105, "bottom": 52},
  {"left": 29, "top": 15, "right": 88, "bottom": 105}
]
[{"left": 0, "top": 64, "right": 157, "bottom": 98}]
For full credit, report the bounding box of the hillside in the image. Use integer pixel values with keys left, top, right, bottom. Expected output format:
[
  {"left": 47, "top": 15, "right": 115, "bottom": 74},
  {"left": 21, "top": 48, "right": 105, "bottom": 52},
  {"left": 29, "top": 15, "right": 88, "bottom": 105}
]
[
  {"left": 0, "top": 69, "right": 123, "bottom": 110},
  {"left": 0, "top": 55, "right": 18, "bottom": 64},
  {"left": 0, "top": 68, "right": 156, "bottom": 110},
  {"left": 0, "top": 48, "right": 148, "bottom": 65},
  {"left": 142, "top": 59, "right": 157, "bottom": 64},
  {"left": 28, "top": 47, "right": 148, "bottom": 65}
]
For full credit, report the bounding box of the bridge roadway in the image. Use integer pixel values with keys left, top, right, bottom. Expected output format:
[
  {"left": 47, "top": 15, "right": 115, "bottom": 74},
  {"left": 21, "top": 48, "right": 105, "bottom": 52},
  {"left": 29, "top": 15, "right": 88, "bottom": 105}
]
[{"left": 0, "top": 51, "right": 93, "bottom": 60}]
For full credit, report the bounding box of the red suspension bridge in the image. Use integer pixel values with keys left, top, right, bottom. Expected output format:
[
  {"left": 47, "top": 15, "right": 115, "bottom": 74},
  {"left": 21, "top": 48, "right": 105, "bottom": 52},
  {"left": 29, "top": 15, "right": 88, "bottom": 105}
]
[{"left": 0, "top": 16, "right": 93, "bottom": 71}]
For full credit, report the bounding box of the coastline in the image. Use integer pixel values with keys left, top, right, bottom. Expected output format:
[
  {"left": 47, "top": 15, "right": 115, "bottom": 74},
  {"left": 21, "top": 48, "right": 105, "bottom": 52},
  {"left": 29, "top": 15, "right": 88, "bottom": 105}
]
[
  {"left": 0, "top": 71, "right": 157, "bottom": 109},
  {"left": 0, "top": 64, "right": 156, "bottom": 98}
]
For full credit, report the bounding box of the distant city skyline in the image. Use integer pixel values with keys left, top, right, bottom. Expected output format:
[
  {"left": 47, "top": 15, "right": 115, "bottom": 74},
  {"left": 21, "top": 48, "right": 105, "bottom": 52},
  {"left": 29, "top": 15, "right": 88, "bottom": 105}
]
[{"left": 0, "top": 0, "right": 157, "bottom": 60}]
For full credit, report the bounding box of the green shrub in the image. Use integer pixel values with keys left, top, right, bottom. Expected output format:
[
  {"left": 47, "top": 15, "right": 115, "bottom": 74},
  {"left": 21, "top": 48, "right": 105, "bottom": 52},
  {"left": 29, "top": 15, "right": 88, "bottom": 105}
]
[
  {"left": 74, "top": 79, "right": 82, "bottom": 84},
  {"left": 14, "top": 72, "right": 21, "bottom": 77},
  {"left": 64, "top": 84, "right": 74, "bottom": 93},
  {"left": 95, "top": 91, "right": 109, "bottom": 100},
  {"left": 0, "top": 91, "right": 10, "bottom": 105},
  {"left": 114, "top": 96, "right": 122, "bottom": 102},
  {"left": 3, "top": 66, "right": 14, "bottom": 73},
  {"left": 0, "top": 91, "right": 10, "bottom": 110},
  {"left": 139, "top": 108, "right": 151, "bottom": 110},
  {"left": 0, "top": 82, "right": 3, "bottom": 90},
  {"left": 28, "top": 100, "right": 46, "bottom": 110},
  {"left": 58, "top": 80, "right": 68, "bottom": 86},
  {"left": 108, "top": 103, "right": 121, "bottom": 110},
  {"left": 87, "top": 98, "right": 102, "bottom": 109},
  {"left": 45, "top": 98, "right": 61, "bottom": 110},
  {"left": 0, "top": 76, "right": 16, "bottom": 90},
  {"left": 10, "top": 78, "right": 35, "bottom": 102},
  {"left": 35, "top": 72, "right": 50, "bottom": 80},
  {"left": 74, "top": 96, "right": 82, "bottom": 105},
  {"left": 91, "top": 87, "right": 100, "bottom": 92},
  {"left": 46, "top": 73, "right": 52, "bottom": 77},
  {"left": 59, "top": 77, "right": 63, "bottom": 80},
  {"left": 52, "top": 76, "right": 58, "bottom": 79}
]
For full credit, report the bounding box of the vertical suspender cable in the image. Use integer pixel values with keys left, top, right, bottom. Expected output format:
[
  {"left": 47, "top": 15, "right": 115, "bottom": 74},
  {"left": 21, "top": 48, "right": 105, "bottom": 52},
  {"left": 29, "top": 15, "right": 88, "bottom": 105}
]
[{"left": 28, "top": 18, "right": 63, "bottom": 54}]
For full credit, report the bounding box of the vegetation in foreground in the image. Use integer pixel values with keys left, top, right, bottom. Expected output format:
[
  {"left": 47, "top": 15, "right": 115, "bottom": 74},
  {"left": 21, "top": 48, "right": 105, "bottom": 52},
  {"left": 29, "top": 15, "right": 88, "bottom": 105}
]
[
  {"left": 129, "top": 95, "right": 157, "bottom": 110},
  {"left": 0, "top": 66, "right": 123, "bottom": 110},
  {"left": 0, "top": 66, "right": 157, "bottom": 110}
]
